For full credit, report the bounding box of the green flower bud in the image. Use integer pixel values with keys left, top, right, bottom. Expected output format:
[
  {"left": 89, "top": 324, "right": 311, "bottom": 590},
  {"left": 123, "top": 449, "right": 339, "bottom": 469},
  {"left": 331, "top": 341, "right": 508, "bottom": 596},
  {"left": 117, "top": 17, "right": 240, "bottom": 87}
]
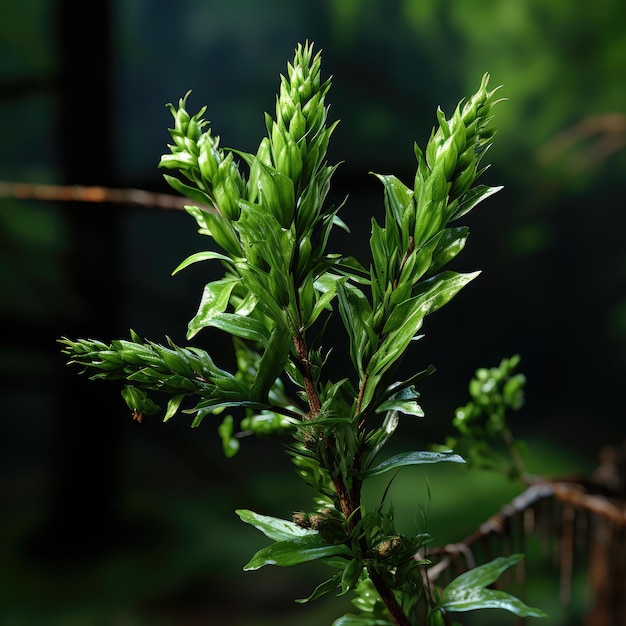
[
  {"left": 173, "top": 104, "right": 190, "bottom": 135},
  {"left": 437, "top": 135, "right": 459, "bottom": 181},
  {"left": 302, "top": 92, "right": 325, "bottom": 134},
  {"left": 257, "top": 164, "right": 295, "bottom": 227},
  {"left": 213, "top": 179, "right": 239, "bottom": 221},
  {"left": 256, "top": 136, "right": 272, "bottom": 168},
  {"left": 298, "top": 77, "right": 315, "bottom": 102},
  {"left": 121, "top": 385, "right": 160, "bottom": 421},
  {"left": 213, "top": 154, "right": 243, "bottom": 220},
  {"left": 159, "top": 151, "right": 196, "bottom": 170},
  {"left": 276, "top": 135, "right": 303, "bottom": 182},
  {"left": 278, "top": 80, "right": 296, "bottom": 123},
  {"left": 452, "top": 112, "right": 467, "bottom": 153},
  {"left": 271, "top": 122, "right": 287, "bottom": 163},
  {"left": 287, "top": 107, "right": 306, "bottom": 144},
  {"left": 449, "top": 164, "right": 476, "bottom": 201},
  {"left": 198, "top": 133, "right": 221, "bottom": 184}
]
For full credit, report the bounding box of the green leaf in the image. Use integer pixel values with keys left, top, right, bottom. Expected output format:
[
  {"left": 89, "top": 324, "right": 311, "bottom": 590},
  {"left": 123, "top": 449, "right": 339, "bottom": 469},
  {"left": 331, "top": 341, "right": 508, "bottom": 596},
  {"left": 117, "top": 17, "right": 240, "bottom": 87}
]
[
  {"left": 363, "top": 271, "right": 478, "bottom": 405},
  {"left": 372, "top": 173, "right": 414, "bottom": 227},
  {"left": 427, "top": 226, "right": 469, "bottom": 276},
  {"left": 202, "top": 211, "right": 243, "bottom": 258},
  {"left": 375, "top": 398, "right": 424, "bottom": 417},
  {"left": 171, "top": 250, "right": 232, "bottom": 275},
  {"left": 256, "top": 161, "right": 295, "bottom": 227},
  {"left": 242, "top": 534, "right": 350, "bottom": 570},
  {"left": 237, "top": 511, "right": 350, "bottom": 570},
  {"left": 120, "top": 385, "right": 160, "bottom": 416},
  {"left": 448, "top": 184, "right": 502, "bottom": 222},
  {"left": 218, "top": 415, "right": 240, "bottom": 458},
  {"left": 163, "top": 393, "right": 186, "bottom": 422},
  {"left": 442, "top": 554, "right": 520, "bottom": 593},
  {"left": 341, "top": 559, "right": 364, "bottom": 594},
  {"left": 249, "top": 325, "right": 291, "bottom": 402},
  {"left": 369, "top": 218, "right": 396, "bottom": 294},
  {"left": 187, "top": 278, "right": 239, "bottom": 339},
  {"left": 364, "top": 408, "right": 400, "bottom": 468},
  {"left": 361, "top": 450, "right": 465, "bottom": 478},
  {"left": 437, "top": 588, "right": 547, "bottom": 617},
  {"left": 296, "top": 573, "right": 342, "bottom": 604},
  {"left": 162, "top": 173, "right": 213, "bottom": 206},
  {"left": 336, "top": 280, "right": 374, "bottom": 376},
  {"left": 384, "top": 271, "right": 479, "bottom": 336},
  {"left": 307, "top": 272, "right": 342, "bottom": 328},
  {"left": 436, "top": 555, "right": 547, "bottom": 617},
  {"left": 201, "top": 312, "right": 271, "bottom": 345},
  {"left": 236, "top": 509, "right": 318, "bottom": 541}
]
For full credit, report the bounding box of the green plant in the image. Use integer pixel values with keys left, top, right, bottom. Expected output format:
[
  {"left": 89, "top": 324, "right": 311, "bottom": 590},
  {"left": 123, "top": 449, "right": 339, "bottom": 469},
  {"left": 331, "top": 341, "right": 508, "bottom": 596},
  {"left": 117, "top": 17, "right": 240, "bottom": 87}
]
[
  {"left": 442, "top": 355, "right": 528, "bottom": 479},
  {"left": 60, "top": 43, "right": 545, "bottom": 625}
]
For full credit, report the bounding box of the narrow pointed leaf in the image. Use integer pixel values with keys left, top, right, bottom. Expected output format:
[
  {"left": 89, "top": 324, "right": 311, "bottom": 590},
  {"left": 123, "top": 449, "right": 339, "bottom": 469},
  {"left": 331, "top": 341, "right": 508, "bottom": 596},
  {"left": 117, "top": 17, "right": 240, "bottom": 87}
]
[
  {"left": 449, "top": 184, "right": 502, "bottom": 222},
  {"left": 361, "top": 450, "right": 465, "bottom": 478},
  {"left": 172, "top": 250, "right": 232, "bottom": 275},
  {"left": 296, "top": 573, "right": 342, "bottom": 603},
  {"left": 163, "top": 393, "right": 186, "bottom": 421},
  {"left": 373, "top": 173, "right": 414, "bottom": 227},
  {"left": 162, "top": 174, "right": 214, "bottom": 206}
]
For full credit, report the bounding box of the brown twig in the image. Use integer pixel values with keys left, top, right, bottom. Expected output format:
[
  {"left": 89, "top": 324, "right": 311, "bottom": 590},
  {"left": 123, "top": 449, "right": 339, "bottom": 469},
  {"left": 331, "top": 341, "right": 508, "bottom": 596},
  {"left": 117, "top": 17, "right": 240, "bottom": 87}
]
[{"left": 0, "top": 180, "right": 216, "bottom": 213}]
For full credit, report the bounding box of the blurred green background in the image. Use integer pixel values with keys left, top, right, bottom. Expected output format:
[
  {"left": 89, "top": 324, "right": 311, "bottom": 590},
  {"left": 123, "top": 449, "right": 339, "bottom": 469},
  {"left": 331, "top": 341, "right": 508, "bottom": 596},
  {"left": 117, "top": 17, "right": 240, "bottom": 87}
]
[{"left": 1, "top": 0, "right": 625, "bottom": 624}]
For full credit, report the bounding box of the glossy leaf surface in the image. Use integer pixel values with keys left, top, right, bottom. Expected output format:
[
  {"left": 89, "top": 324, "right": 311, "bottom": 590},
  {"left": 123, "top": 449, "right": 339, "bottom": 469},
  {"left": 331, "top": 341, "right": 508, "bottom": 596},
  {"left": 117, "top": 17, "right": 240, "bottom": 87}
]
[
  {"left": 436, "top": 555, "right": 547, "bottom": 617},
  {"left": 361, "top": 450, "right": 465, "bottom": 478}
]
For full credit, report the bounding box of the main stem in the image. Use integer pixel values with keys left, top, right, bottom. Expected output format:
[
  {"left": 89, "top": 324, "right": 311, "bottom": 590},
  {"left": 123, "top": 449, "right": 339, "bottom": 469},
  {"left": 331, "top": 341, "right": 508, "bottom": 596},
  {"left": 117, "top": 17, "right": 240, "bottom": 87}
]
[{"left": 293, "top": 331, "right": 412, "bottom": 626}]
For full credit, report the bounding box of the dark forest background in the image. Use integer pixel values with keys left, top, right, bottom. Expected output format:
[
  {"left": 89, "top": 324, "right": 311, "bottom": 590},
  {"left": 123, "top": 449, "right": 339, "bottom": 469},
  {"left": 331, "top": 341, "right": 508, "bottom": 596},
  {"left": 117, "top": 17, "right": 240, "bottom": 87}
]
[{"left": 1, "top": 1, "right": 625, "bottom": 624}]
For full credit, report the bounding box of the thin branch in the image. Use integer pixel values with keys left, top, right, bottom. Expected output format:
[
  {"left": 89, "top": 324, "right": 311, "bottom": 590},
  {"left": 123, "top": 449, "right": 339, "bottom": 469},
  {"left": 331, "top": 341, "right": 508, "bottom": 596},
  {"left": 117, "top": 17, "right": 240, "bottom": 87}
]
[{"left": 0, "top": 180, "right": 216, "bottom": 213}]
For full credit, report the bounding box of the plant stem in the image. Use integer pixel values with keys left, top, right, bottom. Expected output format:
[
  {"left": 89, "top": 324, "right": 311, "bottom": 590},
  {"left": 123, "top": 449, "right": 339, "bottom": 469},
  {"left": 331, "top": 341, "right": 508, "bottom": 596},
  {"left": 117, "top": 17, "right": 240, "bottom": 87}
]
[
  {"left": 295, "top": 326, "right": 412, "bottom": 625},
  {"left": 368, "top": 568, "right": 412, "bottom": 626},
  {"left": 292, "top": 334, "right": 321, "bottom": 419},
  {"left": 334, "top": 470, "right": 412, "bottom": 625}
]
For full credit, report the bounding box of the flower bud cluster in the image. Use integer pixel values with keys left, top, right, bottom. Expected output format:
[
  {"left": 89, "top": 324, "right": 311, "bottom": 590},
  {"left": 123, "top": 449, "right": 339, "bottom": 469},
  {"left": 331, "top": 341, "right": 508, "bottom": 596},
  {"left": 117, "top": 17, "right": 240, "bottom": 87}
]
[
  {"left": 371, "top": 535, "right": 403, "bottom": 560},
  {"left": 160, "top": 92, "right": 246, "bottom": 220},
  {"left": 59, "top": 333, "right": 250, "bottom": 419},
  {"left": 272, "top": 42, "right": 333, "bottom": 187},
  {"left": 410, "top": 74, "right": 501, "bottom": 247},
  {"left": 156, "top": 44, "right": 341, "bottom": 336},
  {"left": 292, "top": 507, "right": 346, "bottom": 542},
  {"left": 422, "top": 73, "right": 500, "bottom": 207},
  {"left": 454, "top": 354, "right": 525, "bottom": 438}
]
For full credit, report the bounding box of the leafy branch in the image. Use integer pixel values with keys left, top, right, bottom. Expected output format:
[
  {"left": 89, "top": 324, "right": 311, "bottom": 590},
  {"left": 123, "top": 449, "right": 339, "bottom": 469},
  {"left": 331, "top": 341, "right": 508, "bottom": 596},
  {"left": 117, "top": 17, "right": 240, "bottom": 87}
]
[{"left": 60, "top": 43, "right": 545, "bottom": 625}]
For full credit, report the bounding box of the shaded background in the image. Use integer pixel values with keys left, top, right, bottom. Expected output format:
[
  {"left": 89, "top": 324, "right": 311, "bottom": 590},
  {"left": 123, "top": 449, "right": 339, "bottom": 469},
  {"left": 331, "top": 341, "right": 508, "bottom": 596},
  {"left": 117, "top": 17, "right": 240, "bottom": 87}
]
[{"left": 1, "top": 0, "right": 625, "bottom": 624}]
